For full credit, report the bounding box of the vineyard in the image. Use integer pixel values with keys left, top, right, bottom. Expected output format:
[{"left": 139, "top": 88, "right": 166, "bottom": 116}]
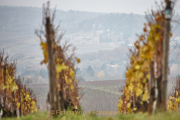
[
  {"left": 27, "top": 80, "right": 124, "bottom": 111},
  {"left": 1, "top": 0, "right": 180, "bottom": 119},
  {"left": 0, "top": 51, "right": 39, "bottom": 117},
  {"left": 26, "top": 78, "right": 176, "bottom": 112}
]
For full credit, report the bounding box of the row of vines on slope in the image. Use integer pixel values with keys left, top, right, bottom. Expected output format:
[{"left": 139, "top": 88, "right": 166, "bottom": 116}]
[
  {"left": 0, "top": 50, "right": 39, "bottom": 118},
  {"left": 36, "top": 2, "right": 82, "bottom": 114},
  {"left": 117, "top": 0, "right": 175, "bottom": 114},
  {"left": 167, "top": 76, "right": 180, "bottom": 111}
]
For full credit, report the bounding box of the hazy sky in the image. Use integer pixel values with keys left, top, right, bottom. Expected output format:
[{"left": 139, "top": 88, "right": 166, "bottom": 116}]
[{"left": 0, "top": 0, "right": 180, "bottom": 14}]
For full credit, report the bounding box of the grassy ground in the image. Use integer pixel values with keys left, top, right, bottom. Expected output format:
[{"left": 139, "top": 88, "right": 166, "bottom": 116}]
[{"left": 3, "top": 111, "right": 180, "bottom": 120}]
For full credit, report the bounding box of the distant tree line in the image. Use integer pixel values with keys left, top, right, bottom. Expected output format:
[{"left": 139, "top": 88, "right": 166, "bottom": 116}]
[{"left": 20, "top": 68, "right": 48, "bottom": 79}]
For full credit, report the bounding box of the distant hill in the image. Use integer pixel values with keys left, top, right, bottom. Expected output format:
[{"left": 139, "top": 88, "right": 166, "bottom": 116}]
[
  {"left": 0, "top": 6, "right": 180, "bottom": 80},
  {"left": 0, "top": 6, "right": 105, "bottom": 35},
  {"left": 0, "top": 6, "right": 146, "bottom": 38},
  {"left": 0, "top": 6, "right": 180, "bottom": 38}
]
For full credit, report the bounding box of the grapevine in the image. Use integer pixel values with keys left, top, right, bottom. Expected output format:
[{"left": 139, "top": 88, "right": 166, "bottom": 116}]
[
  {"left": 117, "top": 4, "right": 167, "bottom": 114},
  {"left": 0, "top": 50, "right": 38, "bottom": 117},
  {"left": 36, "top": 2, "right": 82, "bottom": 112}
]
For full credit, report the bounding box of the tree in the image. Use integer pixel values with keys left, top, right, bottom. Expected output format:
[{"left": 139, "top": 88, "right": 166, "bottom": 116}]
[
  {"left": 86, "top": 65, "right": 94, "bottom": 76},
  {"left": 98, "top": 70, "right": 105, "bottom": 78}
]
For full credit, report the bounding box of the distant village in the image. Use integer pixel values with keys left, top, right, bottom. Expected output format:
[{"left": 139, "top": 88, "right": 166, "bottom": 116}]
[{"left": 71, "top": 23, "right": 127, "bottom": 44}]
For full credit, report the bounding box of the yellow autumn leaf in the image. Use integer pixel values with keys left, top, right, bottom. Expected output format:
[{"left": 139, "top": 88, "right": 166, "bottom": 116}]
[
  {"left": 75, "top": 57, "right": 81, "bottom": 63},
  {"left": 143, "top": 79, "right": 146, "bottom": 83},
  {"left": 136, "top": 88, "right": 143, "bottom": 97},
  {"left": 127, "top": 108, "right": 132, "bottom": 113},
  {"left": 135, "top": 65, "right": 140, "bottom": 70},
  {"left": 137, "top": 72, "right": 144, "bottom": 79},
  {"left": 11, "top": 81, "right": 18, "bottom": 92},
  {"left": 146, "top": 51, "right": 151, "bottom": 59},
  {"left": 57, "top": 84, "right": 60, "bottom": 91},
  {"left": 139, "top": 36, "right": 143, "bottom": 41},
  {"left": 40, "top": 41, "right": 47, "bottom": 49},
  {"left": 128, "top": 84, "right": 133, "bottom": 92},
  {"left": 142, "top": 46, "right": 148, "bottom": 52},
  {"left": 56, "top": 73, "right": 60, "bottom": 79},
  {"left": 25, "top": 94, "right": 30, "bottom": 101},
  {"left": 70, "top": 68, "right": 75, "bottom": 77},
  {"left": 155, "top": 33, "right": 160, "bottom": 41},
  {"left": 142, "top": 92, "right": 149, "bottom": 101},
  {"left": 65, "top": 75, "right": 68, "bottom": 81},
  {"left": 6, "top": 69, "right": 8, "bottom": 74},
  {"left": 3, "top": 86, "right": 7, "bottom": 90},
  {"left": 127, "top": 103, "right": 131, "bottom": 108},
  {"left": 56, "top": 63, "right": 67, "bottom": 73},
  {"left": 70, "top": 85, "right": 74, "bottom": 90},
  {"left": 34, "top": 107, "right": 38, "bottom": 112},
  {"left": 16, "top": 102, "right": 20, "bottom": 109},
  {"left": 117, "top": 98, "right": 123, "bottom": 107},
  {"left": 170, "top": 96, "right": 173, "bottom": 100},
  {"left": 31, "top": 106, "right": 34, "bottom": 110},
  {"left": 170, "top": 33, "right": 173, "bottom": 37},
  {"left": 146, "top": 74, "right": 150, "bottom": 79},
  {"left": 31, "top": 101, "right": 36, "bottom": 106},
  {"left": 56, "top": 58, "right": 61, "bottom": 63},
  {"left": 176, "top": 91, "right": 178, "bottom": 96}
]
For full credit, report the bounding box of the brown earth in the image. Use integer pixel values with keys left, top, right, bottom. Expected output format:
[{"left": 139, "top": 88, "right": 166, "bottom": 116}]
[
  {"left": 27, "top": 80, "right": 125, "bottom": 111},
  {"left": 27, "top": 78, "right": 176, "bottom": 112}
]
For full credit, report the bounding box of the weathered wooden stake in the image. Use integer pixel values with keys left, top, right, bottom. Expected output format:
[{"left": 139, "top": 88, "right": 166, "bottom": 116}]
[
  {"left": 148, "top": 62, "right": 155, "bottom": 114},
  {"left": 162, "top": 0, "right": 172, "bottom": 111},
  {"left": 3, "top": 66, "right": 6, "bottom": 110},
  {"left": 46, "top": 16, "right": 56, "bottom": 111}
]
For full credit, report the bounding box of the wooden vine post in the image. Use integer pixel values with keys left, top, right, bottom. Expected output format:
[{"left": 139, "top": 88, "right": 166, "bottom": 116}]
[
  {"left": 148, "top": 62, "right": 155, "bottom": 114},
  {"left": 46, "top": 16, "right": 56, "bottom": 111},
  {"left": 161, "top": 0, "right": 172, "bottom": 111},
  {"left": 37, "top": 2, "right": 81, "bottom": 115},
  {"left": 3, "top": 65, "right": 6, "bottom": 110},
  {"left": 18, "top": 78, "right": 22, "bottom": 117}
]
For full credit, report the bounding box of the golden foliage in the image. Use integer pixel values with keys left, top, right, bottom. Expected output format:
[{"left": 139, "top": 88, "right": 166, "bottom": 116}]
[
  {"left": 167, "top": 76, "right": 180, "bottom": 112},
  {"left": 117, "top": 10, "right": 165, "bottom": 114},
  {"left": 37, "top": 7, "right": 82, "bottom": 110},
  {"left": 0, "top": 51, "right": 38, "bottom": 117}
]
